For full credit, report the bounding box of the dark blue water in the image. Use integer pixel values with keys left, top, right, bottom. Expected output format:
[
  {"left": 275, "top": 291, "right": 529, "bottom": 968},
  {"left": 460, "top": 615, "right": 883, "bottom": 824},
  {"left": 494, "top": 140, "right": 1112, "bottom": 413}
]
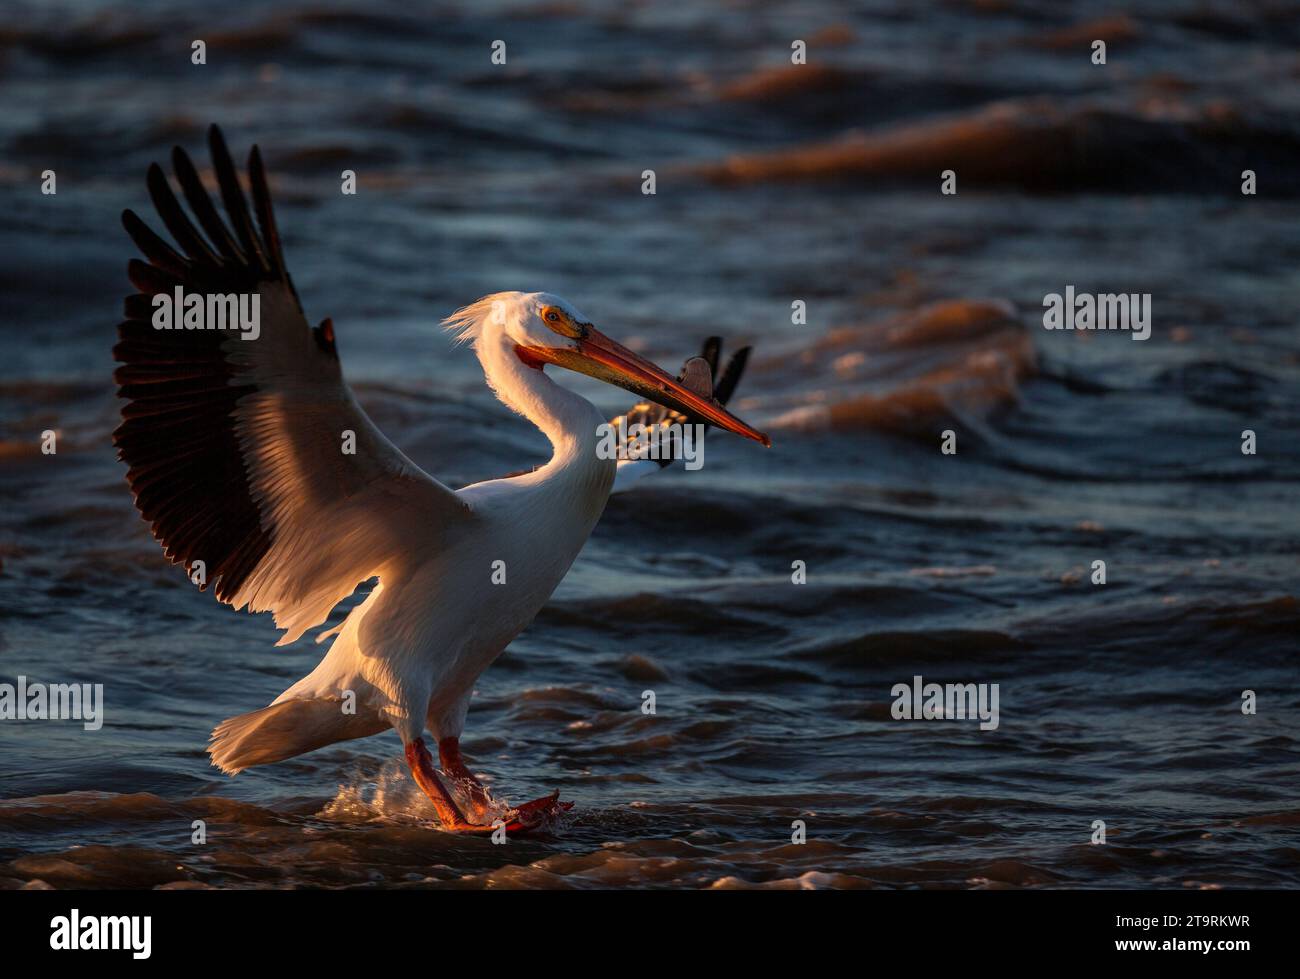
[{"left": 1, "top": 0, "right": 1298, "bottom": 889}]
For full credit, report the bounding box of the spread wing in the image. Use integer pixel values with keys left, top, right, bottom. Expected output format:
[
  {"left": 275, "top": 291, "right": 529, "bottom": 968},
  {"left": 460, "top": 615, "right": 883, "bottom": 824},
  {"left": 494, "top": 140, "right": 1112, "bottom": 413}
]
[
  {"left": 113, "top": 125, "right": 473, "bottom": 645},
  {"left": 610, "top": 337, "right": 752, "bottom": 491}
]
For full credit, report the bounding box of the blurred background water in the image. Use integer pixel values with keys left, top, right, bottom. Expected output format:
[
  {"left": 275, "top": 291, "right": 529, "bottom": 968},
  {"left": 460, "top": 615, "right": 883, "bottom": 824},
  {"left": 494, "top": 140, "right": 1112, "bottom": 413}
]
[{"left": 0, "top": 0, "right": 1298, "bottom": 888}]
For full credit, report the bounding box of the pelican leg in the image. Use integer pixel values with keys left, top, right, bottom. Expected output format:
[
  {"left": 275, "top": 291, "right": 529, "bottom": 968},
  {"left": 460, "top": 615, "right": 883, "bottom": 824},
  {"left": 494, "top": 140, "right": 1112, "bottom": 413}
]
[
  {"left": 404, "top": 738, "right": 485, "bottom": 831},
  {"left": 405, "top": 737, "right": 550, "bottom": 833},
  {"left": 437, "top": 737, "right": 497, "bottom": 819},
  {"left": 438, "top": 736, "right": 574, "bottom": 826},
  {"left": 436, "top": 738, "right": 574, "bottom": 826}
]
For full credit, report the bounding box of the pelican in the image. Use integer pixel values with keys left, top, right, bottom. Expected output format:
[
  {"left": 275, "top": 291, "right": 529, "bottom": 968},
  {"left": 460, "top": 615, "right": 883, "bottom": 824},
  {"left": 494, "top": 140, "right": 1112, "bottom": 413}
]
[{"left": 113, "top": 127, "right": 769, "bottom": 832}]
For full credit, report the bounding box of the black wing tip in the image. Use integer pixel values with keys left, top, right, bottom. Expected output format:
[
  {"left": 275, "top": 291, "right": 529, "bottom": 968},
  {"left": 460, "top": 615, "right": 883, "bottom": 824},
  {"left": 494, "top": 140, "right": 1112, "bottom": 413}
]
[
  {"left": 249, "top": 145, "right": 266, "bottom": 183},
  {"left": 701, "top": 336, "right": 722, "bottom": 377},
  {"left": 207, "top": 124, "right": 271, "bottom": 270},
  {"left": 208, "top": 126, "right": 234, "bottom": 170},
  {"left": 208, "top": 124, "right": 239, "bottom": 176},
  {"left": 249, "top": 144, "right": 270, "bottom": 191},
  {"left": 114, "top": 123, "right": 286, "bottom": 605},
  {"left": 129, "top": 125, "right": 294, "bottom": 285},
  {"left": 207, "top": 126, "right": 235, "bottom": 180},
  {"left": 713, "top": 345, "right": 751, "bottom": 406}
]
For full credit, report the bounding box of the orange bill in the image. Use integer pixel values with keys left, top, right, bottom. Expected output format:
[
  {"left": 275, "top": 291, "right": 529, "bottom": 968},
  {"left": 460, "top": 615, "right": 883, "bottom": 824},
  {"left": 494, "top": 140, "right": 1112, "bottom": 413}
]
[{"left": 518, "top": 327, "right": 771, "bottom": 446}]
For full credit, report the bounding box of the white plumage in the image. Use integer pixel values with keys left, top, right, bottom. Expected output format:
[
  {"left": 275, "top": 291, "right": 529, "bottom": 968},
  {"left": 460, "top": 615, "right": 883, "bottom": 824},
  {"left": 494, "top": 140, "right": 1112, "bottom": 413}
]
[{"left": 115, "top": 127, "right": 766, "bottom": 831}]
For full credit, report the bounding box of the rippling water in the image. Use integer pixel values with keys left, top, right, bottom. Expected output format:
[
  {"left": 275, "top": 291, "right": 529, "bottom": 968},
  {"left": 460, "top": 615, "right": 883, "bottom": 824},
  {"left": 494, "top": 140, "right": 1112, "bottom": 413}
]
[{"left": 1, "top": 0, "right": 1298, "bottom": 889}]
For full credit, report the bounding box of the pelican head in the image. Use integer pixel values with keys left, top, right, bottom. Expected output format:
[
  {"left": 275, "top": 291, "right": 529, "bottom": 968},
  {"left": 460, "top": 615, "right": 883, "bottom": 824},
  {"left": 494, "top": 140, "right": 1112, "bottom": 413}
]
[{"left": 444, "top": 291, "right": 770, "bottom": 446}]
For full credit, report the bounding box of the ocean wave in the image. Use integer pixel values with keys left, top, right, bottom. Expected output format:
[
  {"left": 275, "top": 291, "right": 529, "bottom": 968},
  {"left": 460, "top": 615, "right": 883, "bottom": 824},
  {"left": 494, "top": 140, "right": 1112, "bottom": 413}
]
[
  {"left": 761, "top": 299, "right": 1034, "bottom": 433},
  {"left": 696, "top": 97, "right": 1300, "bottom": 195}
]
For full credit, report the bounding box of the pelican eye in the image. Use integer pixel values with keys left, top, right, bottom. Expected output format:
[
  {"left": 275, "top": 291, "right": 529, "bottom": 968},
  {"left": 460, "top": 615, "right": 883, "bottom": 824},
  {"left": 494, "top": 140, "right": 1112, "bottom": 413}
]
[{"left": 540, "top": 305, "right": 585, "bottom": 339}]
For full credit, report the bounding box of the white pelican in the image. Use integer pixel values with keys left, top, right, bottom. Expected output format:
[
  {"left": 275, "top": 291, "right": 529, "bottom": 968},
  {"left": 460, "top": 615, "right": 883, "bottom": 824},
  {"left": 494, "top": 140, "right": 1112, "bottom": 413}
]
[{"left": 113, "top": 126, "right": 768, "bottom": 832}]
